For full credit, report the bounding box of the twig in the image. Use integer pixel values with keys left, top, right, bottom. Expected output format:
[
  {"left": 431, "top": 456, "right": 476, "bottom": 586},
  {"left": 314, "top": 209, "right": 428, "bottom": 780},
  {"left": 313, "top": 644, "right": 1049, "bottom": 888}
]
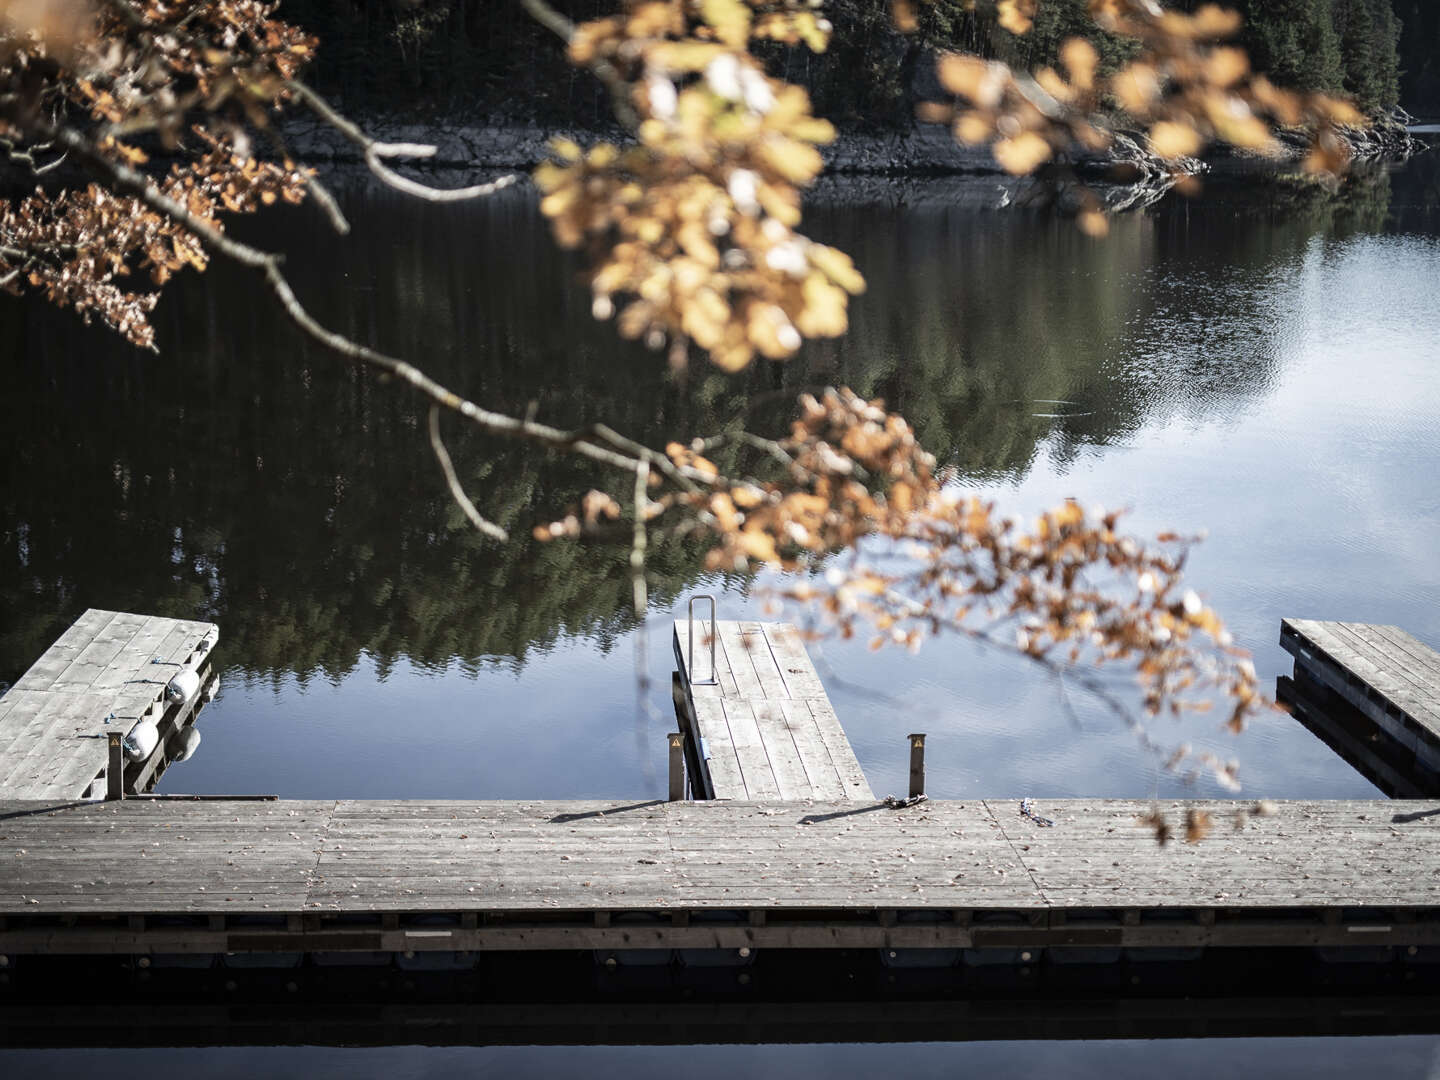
[
  {"left": 427, "top": 405, "right": 508, "bottom": 542},
  {"left": 284, "top": 80, "right": 519, "bottom": 202},
  {"left": 630, "top": 461, "right": 650, "bottom": 616}
]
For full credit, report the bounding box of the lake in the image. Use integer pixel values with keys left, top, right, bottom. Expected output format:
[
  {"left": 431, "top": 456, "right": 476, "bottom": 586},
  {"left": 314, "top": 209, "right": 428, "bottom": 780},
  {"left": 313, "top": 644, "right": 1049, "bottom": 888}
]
[{"left": 2, "top": 149, "right": 1439, "bottom": 1073}]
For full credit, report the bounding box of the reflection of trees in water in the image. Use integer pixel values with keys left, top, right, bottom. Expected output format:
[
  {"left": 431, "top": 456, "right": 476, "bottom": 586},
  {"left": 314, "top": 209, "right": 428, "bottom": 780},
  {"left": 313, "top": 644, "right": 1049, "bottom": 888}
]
[{"left": 0, "top": 177, "right": 1383, "bottom": 680}]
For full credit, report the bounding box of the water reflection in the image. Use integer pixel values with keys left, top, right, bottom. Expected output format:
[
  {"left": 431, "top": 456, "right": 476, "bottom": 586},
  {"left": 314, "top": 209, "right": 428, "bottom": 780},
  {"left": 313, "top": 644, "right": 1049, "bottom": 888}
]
[
  {"left": 1, "top": 175, "right": 1347, "bottom": 678},
  {"left": 1, "top": 156, "right": 1438, "bottom": 801}
]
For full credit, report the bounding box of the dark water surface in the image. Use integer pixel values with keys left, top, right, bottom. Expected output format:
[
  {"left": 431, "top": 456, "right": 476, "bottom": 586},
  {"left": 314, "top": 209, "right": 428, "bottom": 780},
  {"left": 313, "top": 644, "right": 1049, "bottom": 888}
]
[
  {"left": 3, "top": 153, "right": 1440, "bottom": 1069},
  {"left": 5, "top": 1036, "right": 1440, "bottom": 1079}
]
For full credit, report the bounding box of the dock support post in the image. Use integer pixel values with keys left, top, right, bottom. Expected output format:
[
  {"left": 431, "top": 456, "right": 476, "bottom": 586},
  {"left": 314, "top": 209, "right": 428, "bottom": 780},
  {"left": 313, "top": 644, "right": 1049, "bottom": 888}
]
[
  {"left": 668, "top": 732, "right": 686, "bottom": 801},
  {"left": 908, "top": 734, "right": 926, "bottom": 799},
  {"left": 106, "top": 732, "right": 124, "bottom": 801}
]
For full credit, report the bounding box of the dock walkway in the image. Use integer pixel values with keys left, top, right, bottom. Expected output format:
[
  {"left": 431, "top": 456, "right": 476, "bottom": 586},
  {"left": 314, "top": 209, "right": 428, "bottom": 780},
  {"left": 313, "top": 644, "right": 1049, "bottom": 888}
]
[
  {"left": 4, "top": 611, "right": 1440, "bottom": 967},
  {"left": 1281, "top": 619, "right": 1440, "bottom": 787},
  {"left": 672, "top": 619, "right": 872, "bottom": 801},
  {"left": 0, "top": 610, "right": 218, "bottom": 800},
  {"left": 1, "top": 797, "right": 1438, "bottom": 956}
]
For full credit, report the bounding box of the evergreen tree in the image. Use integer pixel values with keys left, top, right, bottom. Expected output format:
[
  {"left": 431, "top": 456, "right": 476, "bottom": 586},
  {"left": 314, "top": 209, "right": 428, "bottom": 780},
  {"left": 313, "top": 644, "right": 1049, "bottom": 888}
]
[
  {"left": 1236, "top": 0, "right": 1344, "bottom": 95},
  {"left": 1391, "top": 0, "right": 1439, "bottom": 111}
]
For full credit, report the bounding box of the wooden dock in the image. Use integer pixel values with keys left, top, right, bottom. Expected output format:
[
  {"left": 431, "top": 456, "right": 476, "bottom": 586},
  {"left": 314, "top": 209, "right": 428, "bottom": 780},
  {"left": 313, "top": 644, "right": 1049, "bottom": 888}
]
[
  {"left": 1, "top": 797, "right": 1438, "bottom": 960},
  {"left": 1280, "top": 618, "right": 1440, "bottom": 793},
  {"left": 672, "top": 619, "right": 872, "bottom": 801},
  {"left": 0, "top": 610, "right": 219, "bottom": 800},
  {"left": 2, "top": 610, "right": 1440, "bottom": 976}
]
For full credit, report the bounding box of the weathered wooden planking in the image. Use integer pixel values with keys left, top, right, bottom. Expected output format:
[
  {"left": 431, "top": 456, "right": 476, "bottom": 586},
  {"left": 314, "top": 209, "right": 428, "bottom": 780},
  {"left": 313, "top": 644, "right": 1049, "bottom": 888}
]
[
  {"left": 2, "top": 799, "right": 1439, "bottom": 953},
  {"left": 0, "top": 610, "right": 219, "bottom": 800},
  {"left": 673, "top": 619, "right": 873, "bottom": 801},
  {"left": 1281, "top": 620, "right": 1440, "bottom": 766}
]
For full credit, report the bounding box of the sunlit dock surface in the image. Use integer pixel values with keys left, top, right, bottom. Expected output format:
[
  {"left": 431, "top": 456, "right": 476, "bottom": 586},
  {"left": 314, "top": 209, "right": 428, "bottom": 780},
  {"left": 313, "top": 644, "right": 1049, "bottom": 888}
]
[
  {"left": 1, "top": 797, "right": 1438, "bottom": 959},
  {"left": 3, "top": 612, "right": 1440, "bottom": 980},
  {"left": 1281, "top": 618, "right": 1440, "bottom": 795},
  {"left": 0, "top": 610, "right": 218, "bottom": 801},
  {"left": 672, "top": 618, "right": 872, "bottom": 801}
]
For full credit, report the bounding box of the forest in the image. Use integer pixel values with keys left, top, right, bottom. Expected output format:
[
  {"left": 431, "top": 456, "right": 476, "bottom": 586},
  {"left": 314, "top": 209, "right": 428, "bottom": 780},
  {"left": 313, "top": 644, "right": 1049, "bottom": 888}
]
[{"left": 279, "top": 0, "right": 1437, "bottom": 126}]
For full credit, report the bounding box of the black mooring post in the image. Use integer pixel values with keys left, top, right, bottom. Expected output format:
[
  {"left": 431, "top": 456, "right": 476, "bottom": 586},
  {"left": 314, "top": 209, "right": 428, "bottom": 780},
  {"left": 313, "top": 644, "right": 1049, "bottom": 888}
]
[
  {"left": 908, "top": 733, "right": 926, "bottom": 799},
  {"left": 668, "top": 732, "right": 686, "bottom": 801},
  {"left": 106, "top": 731, "right": 124, "bottom": 801}
]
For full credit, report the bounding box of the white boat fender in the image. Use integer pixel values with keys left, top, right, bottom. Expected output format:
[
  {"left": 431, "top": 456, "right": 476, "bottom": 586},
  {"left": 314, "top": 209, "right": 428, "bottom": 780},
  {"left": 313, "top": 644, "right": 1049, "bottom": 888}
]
[
  {"left": 123, "top": 719, "right": 159, "bottom": 761},
  {"left": 165, "top": 669, "right": 201, "bottom": 704},
  {"left": 173, "top": 726, "right": 201, "bottom": 763}
]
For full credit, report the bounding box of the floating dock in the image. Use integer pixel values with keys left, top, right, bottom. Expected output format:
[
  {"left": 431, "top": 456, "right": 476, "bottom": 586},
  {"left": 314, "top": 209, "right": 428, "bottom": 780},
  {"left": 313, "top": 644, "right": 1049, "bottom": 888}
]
[
  {"left": 0, "top": 797, "right": 1438, "bottom": 959},
  {"left": 1280, "top": 618, "right": 1440, "bottom": 795},
  {"left": 1, "top": 611, "right": 1439, "bottom": 973},
  {"left": 0, "top": 610, "right": 218, "bottom": 800},
  {"left": 672, "top": 618, "right": 872, "bottom": 801}
]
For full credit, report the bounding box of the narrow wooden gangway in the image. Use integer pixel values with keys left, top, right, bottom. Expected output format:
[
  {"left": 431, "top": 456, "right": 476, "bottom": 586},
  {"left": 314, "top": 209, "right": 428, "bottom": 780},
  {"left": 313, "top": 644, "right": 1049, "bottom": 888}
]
[
  {"left": 672, "top": 618, "right": 872, "bottom": 801},
  {"left": 0, "top": 610, "right": 219, "bottom": 800},
  {"left": 1, "top": 798, "right": 1438, "bottom": 958},
  {"left": 1281, "top": 618, "right": 1440, "bottom": 793}
]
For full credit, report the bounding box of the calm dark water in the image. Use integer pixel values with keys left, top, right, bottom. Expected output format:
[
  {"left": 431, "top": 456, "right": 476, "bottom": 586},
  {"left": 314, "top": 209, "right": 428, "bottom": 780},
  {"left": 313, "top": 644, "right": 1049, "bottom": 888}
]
[
  {"left": 4, "top": 155, "right": 1437, "bottom": 803},
  {"left": 2, "top": 153, "right": 1440, "bottom": 1068},
  {"left": 5, "top": 1036, "right": 1440, "bottom": 1079}
]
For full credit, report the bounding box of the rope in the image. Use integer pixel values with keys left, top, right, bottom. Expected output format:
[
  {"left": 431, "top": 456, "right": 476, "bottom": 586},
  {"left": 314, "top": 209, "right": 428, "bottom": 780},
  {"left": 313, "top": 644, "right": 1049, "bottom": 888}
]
[
  {"left": 882, "top": 794, "right": 928, "bottom": 809},
  {"left": 1019, "top": 797, "right": 1054, "bottom": 827}
]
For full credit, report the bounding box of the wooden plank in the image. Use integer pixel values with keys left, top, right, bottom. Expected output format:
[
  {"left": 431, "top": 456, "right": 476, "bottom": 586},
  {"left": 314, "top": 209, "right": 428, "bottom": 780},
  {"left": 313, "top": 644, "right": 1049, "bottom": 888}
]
[
  {"left": 89, "top": 615, "right": 173, "bottom": 694},
  {"left": 49, "top": 611, "right": 148, "bottom": 694},
  {"left": 1340, "top": 623, "right": 1440, "bottom": 698},
  {"left": 752, "top": 700, "right": 812, "bottom": 800},
  {"left": 1290, "top": 619, "right": 1440, "bottom": 715},
  {"left": 1322, "top": 622, "right": 1440, "bottom": 713},
  {"left": 715, "top": 622, "right": 767, "bottom": 700},
  {"left": 737, "top": 620, "right": 790, "bottom": 698},
  {"left": 0, "top": 690, "right": 54, "bottom": 761},
  {"left": 1369, "top": 625, "right": 1440, "bottom": 681},
  {"left": 1286, "top": 620, "right": 1440, "bottom": 733},
  {"left": 675, "top": 620, "right": 871, "bottom": 802},
  {"left": 0, "top": 695, "right": 84, "bottom": 786},
  {"left": 2, "top": 693, "right": 114, "bottom": 797},
  {"left": 803, "top": 697, "right": 874, "bottom": 799},
  {"left": 777, "top": 700, "right": 847, "bottom": 800},
  {"left": 761, "top": 623, "right": 830, "bottom": 699},
  {"left": 5, "top": 609, "right": 114, "bottom": 693},
  {"left": 691, "top": 697, "right": 746, "bottom": 800},
  {"left": 720, "top": 699, "right": 782, "bottom": 800}
]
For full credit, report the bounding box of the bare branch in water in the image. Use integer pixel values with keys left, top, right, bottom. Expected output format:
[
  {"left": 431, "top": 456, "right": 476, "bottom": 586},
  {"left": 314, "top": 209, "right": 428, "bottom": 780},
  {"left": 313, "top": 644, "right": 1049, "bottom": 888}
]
[{"left": 428, "top": 406, "right": 508, "bottom": 543}]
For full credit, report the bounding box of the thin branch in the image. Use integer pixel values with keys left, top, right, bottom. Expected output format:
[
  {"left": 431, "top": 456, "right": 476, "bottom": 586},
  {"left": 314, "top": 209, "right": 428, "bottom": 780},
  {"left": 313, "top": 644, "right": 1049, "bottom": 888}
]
[
  {"left": 12, "top": 115, "right": 724, "bottom": 505},
  {"left": 630, "top": 460, "right": 650, "bottom": 617},
  {"left": 428, "top": 405, "right": 508, "bottom": 542},
  {"left": 284, "top": 80, "right": 519, "bottom": 203},
  {"left": 257, "top": 123, "right": 350, "bottom": 235}
]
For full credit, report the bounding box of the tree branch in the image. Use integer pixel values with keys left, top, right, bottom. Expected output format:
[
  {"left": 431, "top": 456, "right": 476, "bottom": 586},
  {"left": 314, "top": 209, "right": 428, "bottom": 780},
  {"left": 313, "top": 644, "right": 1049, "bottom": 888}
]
[
  {"left": 428, "top": 405, "right": 508, "bottom": 542},
  {"left": 283, "top": 80, "right": 519, "bottom": 203}
]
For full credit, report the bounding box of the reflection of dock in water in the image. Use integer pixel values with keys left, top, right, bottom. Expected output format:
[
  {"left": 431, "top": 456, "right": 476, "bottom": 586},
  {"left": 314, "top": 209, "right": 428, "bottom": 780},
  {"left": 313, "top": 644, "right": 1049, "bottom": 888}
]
[{"left": 1280, "top": 618, "right": 1440, "bottom": 796}]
